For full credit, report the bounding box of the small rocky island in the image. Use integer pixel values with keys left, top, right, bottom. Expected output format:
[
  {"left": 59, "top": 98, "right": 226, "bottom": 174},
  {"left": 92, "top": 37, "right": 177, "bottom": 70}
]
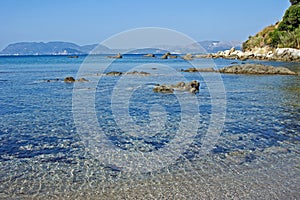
[
  {"left": 153, "top": 80, "right": 200, "bottom": 94},
  {"left": 218, "top": 64, "right": 297, "bottom": 75},
  {"left": 182, "top": 64, "right": 297, "bottom": 75}
]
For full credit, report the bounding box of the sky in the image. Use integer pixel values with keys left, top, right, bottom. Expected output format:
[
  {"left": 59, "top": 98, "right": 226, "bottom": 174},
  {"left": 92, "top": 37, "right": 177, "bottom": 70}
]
[{"left": 0, "top": 0, "right": 290, "bottom": 50}]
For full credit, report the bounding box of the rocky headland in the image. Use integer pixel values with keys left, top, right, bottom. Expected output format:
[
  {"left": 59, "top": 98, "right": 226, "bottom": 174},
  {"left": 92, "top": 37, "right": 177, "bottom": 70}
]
[
  {"left": 199, "top": 47, "right": 300, "bottom": 62},
  {"left": 193, "top": 2, "right": 300, "bottom": 62}
]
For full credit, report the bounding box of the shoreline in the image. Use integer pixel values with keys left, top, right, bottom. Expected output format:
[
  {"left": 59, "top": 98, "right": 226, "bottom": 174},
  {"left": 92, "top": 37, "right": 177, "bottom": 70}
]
[
  {"left": 194, "top": 47, "right": 300, "bottom": 62},
  {"left": 1, "top": 47, "right": 300, "bottom": 63}
]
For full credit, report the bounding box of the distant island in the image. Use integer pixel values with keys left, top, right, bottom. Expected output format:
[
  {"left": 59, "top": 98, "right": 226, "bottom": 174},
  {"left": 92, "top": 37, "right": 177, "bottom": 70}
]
[{"left": 0, "top": 41, "right": 242, "bottom": 56}]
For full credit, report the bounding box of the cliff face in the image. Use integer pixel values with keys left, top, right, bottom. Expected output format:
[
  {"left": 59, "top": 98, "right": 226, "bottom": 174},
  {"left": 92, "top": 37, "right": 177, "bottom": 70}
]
[{"left": 243, "top": 2, "right": 300, "bottom": 51}]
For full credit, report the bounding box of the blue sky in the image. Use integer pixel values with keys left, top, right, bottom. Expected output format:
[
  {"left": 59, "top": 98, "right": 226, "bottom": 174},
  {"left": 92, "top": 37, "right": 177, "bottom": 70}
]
[{"left": 0, "top": 0, "right": 290, "bottom": 50}]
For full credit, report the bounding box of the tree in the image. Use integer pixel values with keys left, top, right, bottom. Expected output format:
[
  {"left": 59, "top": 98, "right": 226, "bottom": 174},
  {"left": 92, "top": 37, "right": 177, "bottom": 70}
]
[
  {"left": 290, "top": 0, "right": 300, "bottom": 5},
  {"left": 278, "top": 4, "right": 300, "bottom": 31}
]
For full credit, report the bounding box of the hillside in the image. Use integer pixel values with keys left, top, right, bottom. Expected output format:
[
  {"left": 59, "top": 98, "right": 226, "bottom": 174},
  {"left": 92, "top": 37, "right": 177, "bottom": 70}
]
[
  {"left": 0, "top": 41, "right": 241, "bottom": 56},
  {"left": 243, "top": 1, "right": 300, "bottom": 51},
  {"left": 0, "top": 42, "right": 97, "bottom": 55}
]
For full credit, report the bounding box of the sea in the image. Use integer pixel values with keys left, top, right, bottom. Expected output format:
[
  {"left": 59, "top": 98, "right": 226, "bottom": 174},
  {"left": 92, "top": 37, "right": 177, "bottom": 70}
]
[{"left": 0, "top": 55, "right": 299, "bottom": 199}]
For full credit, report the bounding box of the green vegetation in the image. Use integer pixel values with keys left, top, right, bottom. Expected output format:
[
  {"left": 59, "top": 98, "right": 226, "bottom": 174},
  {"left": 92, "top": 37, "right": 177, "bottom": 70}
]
[
  {"left": 243, "top": 2, "right": 300, "bottom": 51},
  {"left": 290, "top": 0, "right": 300, "bottom": 5}
]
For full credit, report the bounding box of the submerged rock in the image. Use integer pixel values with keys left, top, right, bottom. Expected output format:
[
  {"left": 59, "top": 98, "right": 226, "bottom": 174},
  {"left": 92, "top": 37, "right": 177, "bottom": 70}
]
[{"left": 45, "top": 78, "right": 60, "bottom": 82}]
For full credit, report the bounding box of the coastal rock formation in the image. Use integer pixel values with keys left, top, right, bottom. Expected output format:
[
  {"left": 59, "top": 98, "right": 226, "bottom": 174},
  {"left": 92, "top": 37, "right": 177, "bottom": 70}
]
[
  {"left": 243, "top": 3, "right": 300, "bottom": 52},
  {"left": 273, "top": 48, "right": 300, "bottom": 61},
  {"left": 200, "top": 47, "right": 300, "bottom": 62},
  {"left": 218, "top": 64, "right": 297, "bottom": 75},
  {"left": 107, "top": 53, "right": 122, "bottom": 59},
  {"left": 239, "top": 3, "right": 300, "bottom": 61},
  {"left": 153, "top": 80, "right": 200, "bottom": 94}
]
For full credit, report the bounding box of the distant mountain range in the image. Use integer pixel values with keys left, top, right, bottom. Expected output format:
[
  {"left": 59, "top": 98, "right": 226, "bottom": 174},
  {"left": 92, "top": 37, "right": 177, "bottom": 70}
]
[{"left": 0, "top": 41, "right": 241, "bottom": 56}]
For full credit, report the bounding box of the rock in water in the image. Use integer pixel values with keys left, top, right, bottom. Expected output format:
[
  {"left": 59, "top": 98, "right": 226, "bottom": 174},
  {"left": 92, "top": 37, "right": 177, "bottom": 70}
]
[
  {"left": 107, "top": 53, "right": 122, "bottom": 59},
  {"left": 219, "top": 64, "right": 296, "bottom": 75},
  {"left": 153, "top": 80, "right": 200, "bottom": 94},
  {"left": 144, "top": 54, "right": 155, "bottom": 57},
  {"left": 188, "top": 80, "right": 200, "bottom": 93},
  {"left": 106, "top": 71, "right": 123, "bottom": 76},
  {"left": 161, "top": 52, "right": 171, "bottom": 59},
  {"left": 169, "top": 55, "right": 178, "bottom": 59},
  {"left": 105, "top": 71, "right": 151, "bottom": 76},
  {"left": 153, "top": 85, "right": 174, "bottom": 93},
  {"left": 126, "top": 71, "right": 151, "bottom": 76},
  {"left": 64, "top": 77, "right": 89, "bottom": 82},
  {"left": 182, "top": 67, "right": 216, "bottom": 72},
  {"left": 78, "top": 78, "right": 89, "bottom": 82},
  {"left": 175, "top": 81, "right": 186, "bottom": 89},
  {"left": 183, "top": 53, "right": 193, "bottom": 60},
  {"left": 64, "top": 77, "right": 76, "bottom": 82}
]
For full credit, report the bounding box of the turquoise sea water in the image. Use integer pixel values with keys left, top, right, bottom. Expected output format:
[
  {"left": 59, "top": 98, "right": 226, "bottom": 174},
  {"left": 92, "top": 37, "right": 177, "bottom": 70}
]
[{"left": 0, "top": 55, "right": 299, "bottom": 199}]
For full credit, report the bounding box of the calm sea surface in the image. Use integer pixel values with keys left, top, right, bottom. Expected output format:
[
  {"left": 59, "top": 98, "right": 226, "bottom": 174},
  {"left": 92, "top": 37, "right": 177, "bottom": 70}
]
[{"left": 0, "top": 55, "right": 299, "bottom": 199}]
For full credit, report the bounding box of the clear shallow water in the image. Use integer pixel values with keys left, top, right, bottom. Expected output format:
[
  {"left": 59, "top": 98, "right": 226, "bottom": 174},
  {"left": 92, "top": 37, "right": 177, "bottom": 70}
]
[{"left": 0, "top": 55, "right": 299, "bottom": 199}]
